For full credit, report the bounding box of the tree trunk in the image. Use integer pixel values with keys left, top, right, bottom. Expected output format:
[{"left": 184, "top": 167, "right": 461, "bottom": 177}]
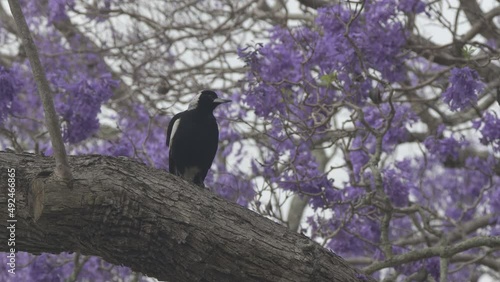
[{"left": 0, "top": 151, "right": 374, "bottom": 282}]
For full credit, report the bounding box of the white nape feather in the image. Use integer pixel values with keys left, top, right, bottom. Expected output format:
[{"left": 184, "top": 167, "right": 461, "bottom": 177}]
[{"left": 188, "top": 92, "right": 202, "bottom": 110}]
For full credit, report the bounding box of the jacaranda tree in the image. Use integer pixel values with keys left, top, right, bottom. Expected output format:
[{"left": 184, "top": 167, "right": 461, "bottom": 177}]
[{"left": 0, "top": 0, "right": 499, "bottom": 281}]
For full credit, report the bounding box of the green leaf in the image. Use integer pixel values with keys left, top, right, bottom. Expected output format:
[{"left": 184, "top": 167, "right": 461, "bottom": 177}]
[{"left": 319, "top": 72, "right": 338, "bottom": 86}]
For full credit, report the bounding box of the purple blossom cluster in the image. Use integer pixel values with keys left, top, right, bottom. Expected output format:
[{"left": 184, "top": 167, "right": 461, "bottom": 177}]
[
  {"left": 208, "top": 100, "right": 257, "bottom": 205},
  {"left": 412, "top": 155, "right": 498, "bottom": 222},
  {"left": 397, "top": 0, "right": 426, "bottom": 13},
  {"left": 465, "top": 156, "right": 500, "bottom": 214},
  {"left": 239, "top": 0, "right": 409, "bottom": 118},
  {"left": 361, "top": 104, "right": 418, "bottom": 146},
  {"left": 473, "top": 111, "right": 500, "bottom": 152},
  {"left": 281, "top": 147, "right": 336, "bottom": 207},
  {"left": 72, "top": 104, "right": 170, "bottom": 170},
  {"left": 0, "top": 3, "right": 142, "bottom": 278},
  {"left": 442, "top": 67, "right": 485, "bottom": 111},
  {"left": 47, "top": 0, "right": 75, "bottom": 24},
  {"left": 0, "top": 64, "right": 44, "bottom": 150},
  {"left": 237, "top": 1, "right": 420, "bottom": 211},
  {"left": 0, "top": 66, "right": 23, "bottom": 125},
  {"left": 348, "top": 104, "right": 418, "bottom": 180},
  {"left": 250, "top": 126, "right": 336, "bottom": 207},
  {"left": 306, "top": 211, "right": 380, "bottom": 259},
  {"left": 423, "top": 134, "right": 467, "bottom": 161},
  {"left": 17, "top": 0, "right": 76, "bottom": 26},
  {"left": 0, "top": 252, "right": 147, "bottom": 282},
  {"left": 211, "top": 172, "right": 255, "bottom": 206},
  {"left": 57, "top": 74, "right": 118, "bottom": 143},
  {"left": 326, "top": 214, "right": 381, "bottom": 257},
  {"left": 383, "top": 167, "right": 411, "bottom": 207},
  {"left": 237, "top": 0, "right": 498, "bottom": 279},
  {"left": 0, "top": 18, "right": 119, "bottom": 149}
]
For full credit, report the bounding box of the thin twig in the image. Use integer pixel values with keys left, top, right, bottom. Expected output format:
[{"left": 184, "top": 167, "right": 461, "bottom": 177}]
[{"left": 8, "top": 0, "right": 72, "bottom": 181}]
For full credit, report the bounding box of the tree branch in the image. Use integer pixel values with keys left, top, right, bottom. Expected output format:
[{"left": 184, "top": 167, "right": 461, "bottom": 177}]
[
  {"left": 297, "top": 0, "right": 333, "bottom": 9},
  {"left": 363, "top": 236, "right": 500, "bottom": 274},
  {"left": 459, "top": 0, "right": 500, "bottom": 42},
  {"left": 0, "top": 2, "right": 17, "bottom": 35},
  {"left": 0, "top": 151, "right": 375, "bottom": 282},
  {"left": 49, "top": 12, "right": 132, "bottom": 104},
  {"left": 407, "top": 34, "right": 500, "bottom": 83},
  {"left": 7, "top": 0, "right": 72, "bottom": 181},
  {"left": 394, "top": 215, "right": 497, "bottom": 247}
]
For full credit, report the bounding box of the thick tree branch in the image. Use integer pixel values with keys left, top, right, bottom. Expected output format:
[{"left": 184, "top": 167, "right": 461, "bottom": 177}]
[
  {"left": 0, "top": 152, "right": 375, "bottom": 282},
  {"left": 7, "top": 0, "right": 72, "bottom": 181}
]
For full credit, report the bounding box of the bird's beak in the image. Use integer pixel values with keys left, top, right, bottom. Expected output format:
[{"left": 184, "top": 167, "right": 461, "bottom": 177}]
[{"left": 213, "top": 98, "right": 232, "bottom": 104}]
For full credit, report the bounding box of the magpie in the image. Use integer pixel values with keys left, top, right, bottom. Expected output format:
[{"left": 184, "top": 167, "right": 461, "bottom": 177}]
[{"left": 166, "top": 90, "right": 231, "bottom": 187}]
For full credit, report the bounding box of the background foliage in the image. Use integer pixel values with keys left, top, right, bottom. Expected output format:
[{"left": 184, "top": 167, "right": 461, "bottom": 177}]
[{"left": 1, "top": 0, "right": 499, "bottom": 281}]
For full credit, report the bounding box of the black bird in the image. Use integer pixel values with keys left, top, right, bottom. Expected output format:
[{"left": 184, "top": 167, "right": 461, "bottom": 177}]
[{"left": 166, "top": 90, "right": 231, "bottom": 187}]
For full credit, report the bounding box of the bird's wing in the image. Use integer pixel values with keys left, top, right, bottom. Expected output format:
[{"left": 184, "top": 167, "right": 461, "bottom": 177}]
[{"left": 166, "top": 112, "right": 183, "bottom": 147}]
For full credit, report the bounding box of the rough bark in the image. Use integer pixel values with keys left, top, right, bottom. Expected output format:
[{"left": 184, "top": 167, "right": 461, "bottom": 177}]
[{"left": 0, "top": 151, "right": 374, "bottom": 282}]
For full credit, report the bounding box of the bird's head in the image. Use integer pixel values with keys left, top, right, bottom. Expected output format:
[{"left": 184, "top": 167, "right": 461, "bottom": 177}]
[{"left": 188, "top": 90, "right": 231, "bottom": 112}]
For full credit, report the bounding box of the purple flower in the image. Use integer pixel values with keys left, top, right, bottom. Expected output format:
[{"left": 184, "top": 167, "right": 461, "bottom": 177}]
[
  {"left": 211, "top": 173, "right": 255, "bottom": 206},
  {"left": 383, "top": 168, "right": 410, "bottom": 207},
  {"left": 241, "top": 1, "right": 410, "bottom": 120},
  {"left": 0, "top": 252, "right": 32, "bottom": 281},
  {"left": 442, "top": 67, "right": 484, "bottom": 111},
  {"left": 327, "top": 215, "right": 380, "bottom": 257},
  {"left": 28, "top": 253, "right": 75, "bottom": 281},
  {"left": 473, "top": 111, "right": 500, "bottom": 152},
  {"left": 0, "top": 252, "right": 143, "bottom": 281},
  {"left": 57, "top": 74, "right": 118, "bottom": 143},
  {"left": 0, "top": 66, "right": 22, "bottom": 125},
  {"left": 445, "top": 205, "right": 475, "bottom": 221},
  {"left": 237, "top": 44, "right": 262, "bottom": 69},
  {"left": 110, "top": 142, "right": 134, "bottom": 157},
  {"left": 47, "top": 0, "right": 75, "bottom": 24},
  {"left": 398, "top": 0, "right": 426, "bottom": 14},
  {"left": 465, "top": 156, "right": 496, "bottom": 175},
  {"left": 91, "top": 104, "right": 170, "bottom": 169},
  {"left": 359, "top": 104, "right": 418, "bottom": 150},
  {"left": 350, "top": 148, "right": 370, "bottom": 178},
  {"left": 423, "top": 135, "right": 466, "bottom": 161}
]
